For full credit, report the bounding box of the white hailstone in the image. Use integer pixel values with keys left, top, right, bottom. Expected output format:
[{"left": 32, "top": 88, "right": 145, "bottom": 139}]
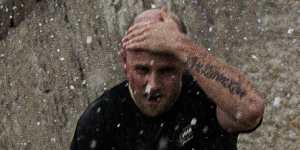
[
  {"left": 158, "top": 137, "right": 168, "bottom": 150},
  {"left": 69, "top": 85, "right": 75, "bottom": 90},
  {"left": 86, "top": 36, "right": 93, "bottom": 44},
  {"left": 50, "top": 18, "right": 54, "bottom": 22},
  {"left": 59, "top": 57, "right": 65, "bottom": 61},
  {"left": 9, "top": 15, "right": 12, "bottom": 19},
  {"left": 257, "top": 18, "right": 261, "bottom": 23},
  {"left": 37, "top": 121, "right": 41, "bottom": 126},
  {"left": 209, "top": 26, "right": 213, "bottom": 32},
  {"left": 207, "top": 48, "right": 211, "bottom": 51},
  {"left": 139, "top": 130, "right": 144, "bottom": 135},
  {"left": 160, "top": 123, "right": 164, "bottom": 127},
  {"left": 50, "top": 137, "right": 56, "bottom": 143},
  {"left": 287, "top": 28, "right": 294, "bottom": 34},
  {"left": 50, "top": 34, "right": 54, "bottom": 38},
  {"left": 38, "top": 23, "right": 42, "bottom": 26},
  {"left": 202, "top": 126, "right": 209, "bottom": 134},
  {"left": 117, "top": 123, "right": 120, "bottom": 128},
  {"left": 243, "top": 37, "right": 248, "bottom": 40},
  {"left": 0, "top": 54, "right": 4, "bottom": 57},
  {"left": 151, "top": 4, "right": 156, "bottom": 8},
  {"left": 96, "top": 107, "right": 101, "bottom": 113},
  {"left": 288, "top": 130, "right": 297, "bottom": 139},
  {"left": 90, "top": 139, "right": 97, "bottom": 149},
  {"left": 273, "top": 97, "right": 281, "bottom": 107},
  {"left": 145, "top": 84, "right": 151, "bottom": 94},
  {"left": 190, "top": 118, "right": 197, "bottom": 126},
  {"left": 196, "top": 91, "right": 200, "bottom": 95},
  {"left": 12, "top": 6, "right": 17, "bottom": 10},
  {"left": 174, "top": 125, "right": 179, "bottom": 130},
  {"left": 82, "top": 80, "right": 87, "bottom": 85},
  {"left": 251, "top": 54, "right": 258, "bottom": 61}
]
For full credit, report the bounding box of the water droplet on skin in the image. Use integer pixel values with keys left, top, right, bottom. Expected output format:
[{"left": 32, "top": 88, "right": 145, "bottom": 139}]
[
  {"left": 236, "top": 112, "right": 242, "bottom": 120},
  {"left": 150, "top": 60, "right": 154, "bottom": 65},
  {"left": 145, "top": 84, "right": 151, "bottom": 95}
]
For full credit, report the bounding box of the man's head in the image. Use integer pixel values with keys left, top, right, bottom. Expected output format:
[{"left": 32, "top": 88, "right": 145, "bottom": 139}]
[{"left": 122, "top": 8, "right": 187, "bottom": 117}]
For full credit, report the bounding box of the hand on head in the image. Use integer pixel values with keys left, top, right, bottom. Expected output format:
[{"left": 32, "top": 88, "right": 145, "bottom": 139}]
[{"left": 122, "top": 7, "right": 186, "bottom": 59}]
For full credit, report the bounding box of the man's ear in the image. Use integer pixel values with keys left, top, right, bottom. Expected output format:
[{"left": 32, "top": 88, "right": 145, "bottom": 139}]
[{"left": 120, "top": 48, "right": 127, "bottom": 72}]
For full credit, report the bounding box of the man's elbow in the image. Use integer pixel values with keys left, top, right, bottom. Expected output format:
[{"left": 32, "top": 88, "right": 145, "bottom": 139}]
[{"left": 239, "top": 96, "right": 265, "bottom": 130}]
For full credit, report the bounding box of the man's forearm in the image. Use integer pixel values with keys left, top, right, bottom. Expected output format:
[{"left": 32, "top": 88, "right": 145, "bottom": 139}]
[{"left": 177, "top": 38, "right": 264, "bottom": 131}]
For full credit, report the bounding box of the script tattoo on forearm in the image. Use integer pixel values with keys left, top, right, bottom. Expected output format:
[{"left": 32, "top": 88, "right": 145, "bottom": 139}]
[{"left": 187, "top": 56, "right": 246, "bottom": 98}]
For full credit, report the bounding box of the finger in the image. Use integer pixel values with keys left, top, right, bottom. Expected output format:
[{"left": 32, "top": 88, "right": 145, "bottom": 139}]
[
  {"left": 124, "top": 34, "right": 147, "bottom": 48},
  {"left": 127, "top": 21, "right": 154, "bottom": 35},
  {"left": 122, "top": 26, "right": 148, "bottom": 43},
  {"left": 160, "top": 6, "right": 169, "bottom": 21},
  {"left": 126, "top": 42, "right": 146, "bottom": 51}
]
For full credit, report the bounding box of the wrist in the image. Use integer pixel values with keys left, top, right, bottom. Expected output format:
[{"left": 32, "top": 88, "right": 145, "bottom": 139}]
[{"left": 175, "top": 35, "right": 206, "bottom": 63}]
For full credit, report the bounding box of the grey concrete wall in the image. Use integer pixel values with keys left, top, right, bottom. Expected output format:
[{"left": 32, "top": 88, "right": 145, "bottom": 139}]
[{"left": 0, "top": 0, "right": 299, "bottom": 149}]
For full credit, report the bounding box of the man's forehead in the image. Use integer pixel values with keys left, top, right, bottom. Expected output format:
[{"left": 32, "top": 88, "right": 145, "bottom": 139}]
[{"left": 126, "top": 50, "right": 181, "bottom": 65}]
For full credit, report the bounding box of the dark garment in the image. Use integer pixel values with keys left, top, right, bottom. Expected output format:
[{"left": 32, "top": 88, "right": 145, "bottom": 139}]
[{"left": 70, "top": 74, "right": 238, "bottom": 150}]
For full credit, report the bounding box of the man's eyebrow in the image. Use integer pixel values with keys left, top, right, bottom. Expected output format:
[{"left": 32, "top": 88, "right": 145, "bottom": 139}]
[
  {"left": 159, "top": 66, "right": 177, "bottom": 71},
  {"left": 134, "top": 64, "right": 150, "bottom": 68}
]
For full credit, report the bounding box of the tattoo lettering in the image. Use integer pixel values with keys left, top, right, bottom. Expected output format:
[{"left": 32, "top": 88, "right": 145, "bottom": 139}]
[{"left": 187, "top": 56, "right": 246, "bottom": 98}]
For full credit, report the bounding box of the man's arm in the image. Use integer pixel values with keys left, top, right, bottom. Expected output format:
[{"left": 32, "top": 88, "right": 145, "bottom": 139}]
[
  {"left": 122, "top": 7, "right": 264, "bottom": 133},
  {"left": 178, "top": 39, "right": 264, "bottom": 133}
]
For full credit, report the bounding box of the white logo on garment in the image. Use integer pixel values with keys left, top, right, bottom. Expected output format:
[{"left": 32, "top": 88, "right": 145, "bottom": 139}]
[{"left": 178, "top": 125, "right": 194, "bottom": 146}]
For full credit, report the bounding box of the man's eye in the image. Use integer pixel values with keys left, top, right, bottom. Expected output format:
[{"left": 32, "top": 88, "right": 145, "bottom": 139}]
[
  {"left": 160, "top": 68, "right": 176, "bottom": 75},
  {"left": 135, "top": 66, "right": 149, "bottom": 74}
]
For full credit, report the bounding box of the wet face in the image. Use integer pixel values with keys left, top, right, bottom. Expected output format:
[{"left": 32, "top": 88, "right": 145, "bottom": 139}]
[{"left": 124, "top": 50, "right": 185, "bottom": 117}]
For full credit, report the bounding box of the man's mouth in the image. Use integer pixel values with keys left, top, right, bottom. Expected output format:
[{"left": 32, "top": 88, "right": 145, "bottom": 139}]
[{"left": 144, "top": 93, "right": 162, "bottom": 103}]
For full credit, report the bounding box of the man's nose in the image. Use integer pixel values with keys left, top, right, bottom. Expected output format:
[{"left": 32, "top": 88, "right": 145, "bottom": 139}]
[{"left": 147, "top": 72, "right": 161, "bottom": 92}]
